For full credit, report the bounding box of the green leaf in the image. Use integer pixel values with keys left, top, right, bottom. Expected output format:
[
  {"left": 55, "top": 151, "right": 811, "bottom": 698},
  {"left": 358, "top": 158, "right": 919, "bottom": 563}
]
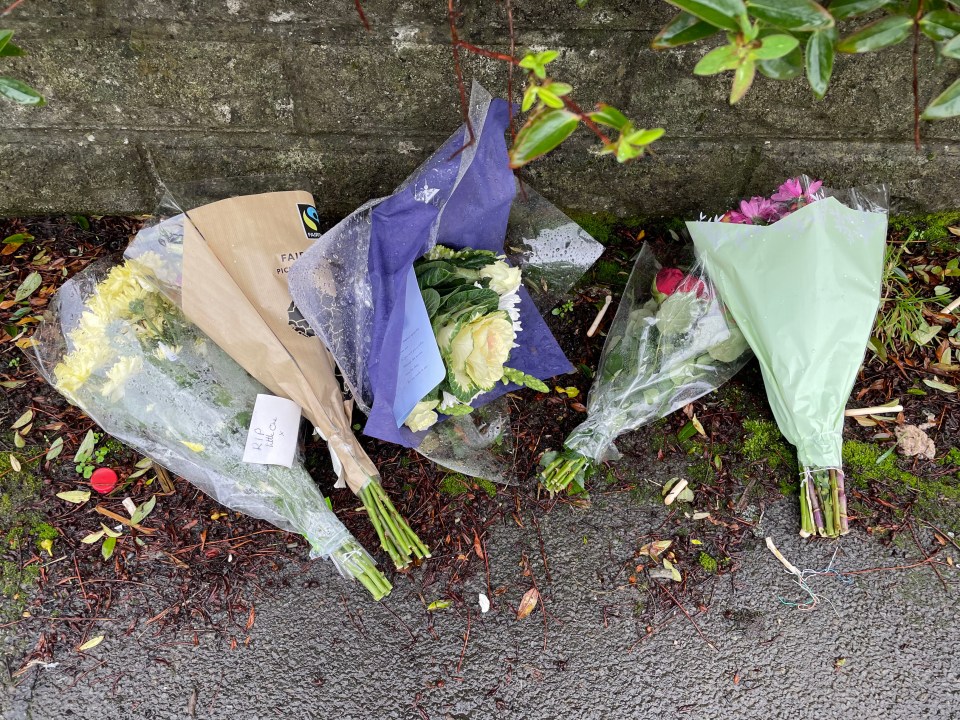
[
  {"left": 652, "top": 11, "right": 722, "bottom": 48},
  {"left": 920, "top": 9, "right": 960, "bottom": 41},
  {"left": 0, "top": 40, "right": 22, "bottom": 57},
  {"left": 421, "top": 288, "right": 441, "bottom": 318},
  {"left": 13, "top": 271, "right": 42, "bottom": 302},
  {"left": 427, "top": 599, "right": 452, "bottom": 611},
  {"left": 0, "top": 30, "right": 11, "bottom": 53},
  {"left": 693, "top": 44, "right": 741, "bottom": 75},
  {"left": 942, "top": 33, "right": 960, "bottom": 57},
  {"left": 0, "top": 76, "right": 44, "bottom": 106},
  {"left": 544, "top": 81, "right": 573, "bottom": 97},
  {"left": 664, "top": 0, "right": 748, "bottom": 32},
  {"left": 837, "top": 14, "right": 914, "bottom": 53},
  {"left": 752, "top": 34, "right": 801, "bottom": 59},
  {"left": 828, "top": 0, "right": 893, "bottom": 20},
  {"left": 922, "top": 77, "right": 960, "bottom": 119},
  {"left": 509, "top": 108, "right": 580, "bottom": 168},
  {"left": 912, "top": 321, "right": 942, "bottom": 345},
  {"left": 75, "top": 430, "right": 97, "bottom": 463},
  {"left": 11, "top": 408, "right": 33, "bottom": 429},
  {"left": 77, "top": 635, "right": 104, "bottom": 651},
  {"left": 518, "top": 50, "right": 559, "bottom": 80},
  {"left": 625, "top": 127, "right": 666, "bottom": 145},
  {"left": 806, "top": 29, "right": 835, "bottom": 98},
  {"left": 2, "top": 232, "right": 32, "bottom": 247},
  {"left": 758, "top": 46, "right": 803, "bottom": 79},
  {"left": 730, "top": 56, "right": 757, "bottom": 103},
  {"left": 588, "top": 103, "right": 631, "bottom": 131},
  {"left": 56, "top": 490, "right": 91, "bottom": 504},
  {"left": 521, "top": 85, "right": 538, "bottom": 112},
  {"left": 45, "top": 437, "right": 64, "bottom": 461},
  {"left": 746, "top": 0, "right": 834, "bottom": 31},
  {"left": 536, "top": 88, "right": 565, "bottom": 108},
  {"left": 678, "top": 421, "right": 699, "bottom": 442},
  {"left": 130, "top": 495, "right": 157, "bottom": 525},
  {"left": 101, "top": 536, "right": 116, "bottom": 560},
  {"left": 923, "top": 378, "right": 958, "bottom": 393}
]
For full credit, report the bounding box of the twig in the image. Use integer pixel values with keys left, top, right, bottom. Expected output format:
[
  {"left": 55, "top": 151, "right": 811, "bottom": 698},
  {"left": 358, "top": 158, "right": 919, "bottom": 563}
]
[
  {"left": 505, "top": 0, "right": 516, "bottom": 140},
  {"left": 652, "top": 579, "right": 716, "bottom": 651},
  {"left": 764, "top": 537, "right": 802, "bottom": 578},
  {"left": 447, "top": 0, "right": 475, "bottom": 160},
  {"left": 907, "top": 521, "right": 948, "bottom": 591},
  {"left": 1, "top": 0, "right": 27, "bottom": 16},
  {"left": 94, "top": 505, "right": 156, "bottom": 534},
  {"left": 842, "top": 556, "right": 938, "bottom": 575},
  {"left": 586, "top": 296, "right": 612, "bottom": 338},
  {"left": 353, "top": 0, "right": 370, "bottom": 31},
  {"left": 844, "top": 404, "right": 903, "bottom": 417}
]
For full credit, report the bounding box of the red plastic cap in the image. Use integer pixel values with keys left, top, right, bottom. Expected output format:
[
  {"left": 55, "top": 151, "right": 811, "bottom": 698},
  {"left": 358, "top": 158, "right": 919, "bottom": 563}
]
[{"left": 90, "top": 467, "right": 119, "bottom": 494}]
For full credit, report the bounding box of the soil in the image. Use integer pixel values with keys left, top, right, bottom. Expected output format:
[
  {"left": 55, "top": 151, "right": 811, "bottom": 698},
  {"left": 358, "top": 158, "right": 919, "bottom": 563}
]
[{"left": 0, "top": 212, "right": 958, "bottom": 694}]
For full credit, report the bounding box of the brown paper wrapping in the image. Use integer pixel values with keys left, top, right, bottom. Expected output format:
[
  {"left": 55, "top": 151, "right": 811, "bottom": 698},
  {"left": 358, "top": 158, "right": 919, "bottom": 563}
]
[{"left": 179, "top": 191, "right": 378, "bottom": 494}]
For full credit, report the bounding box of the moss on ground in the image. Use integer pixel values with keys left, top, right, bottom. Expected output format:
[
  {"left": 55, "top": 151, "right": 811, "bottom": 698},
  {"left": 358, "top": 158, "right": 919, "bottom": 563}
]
[
  {"left": 889, "top": 210, "right": 960, "bottom": 249},
  {"left": 843, "top": 440, "right": 960, "bottom": 532},
  {"left": 741, "top": 419, "right": 797, "bottom": 475},
  {"left": 439, "top": 474, "right": 497, "bottom": 499},
  {"left": 0, "top": 439, "right": 52, "bottom": 621}
]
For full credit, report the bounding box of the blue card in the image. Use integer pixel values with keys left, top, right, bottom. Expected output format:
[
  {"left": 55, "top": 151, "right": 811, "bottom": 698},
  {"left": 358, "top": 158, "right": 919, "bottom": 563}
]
[{"left": 393, "top": 267, "right": 447, "bottom": 427}]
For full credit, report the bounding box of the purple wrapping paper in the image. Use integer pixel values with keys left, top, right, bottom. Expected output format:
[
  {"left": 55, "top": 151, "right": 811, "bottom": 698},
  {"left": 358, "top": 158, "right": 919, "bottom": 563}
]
[{"left": 362, "top": 98, "right": 573, "bottom": 447}]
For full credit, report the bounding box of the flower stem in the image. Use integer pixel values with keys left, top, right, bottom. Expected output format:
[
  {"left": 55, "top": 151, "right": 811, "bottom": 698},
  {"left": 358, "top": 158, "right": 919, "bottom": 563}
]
[
  {"left": 359, "top": 480, "right": 430, "bottom": 569},
  {"left": 331, "top": 539, "right": 392, "bottom": 600},
  {"left": 540, "top": 450, "right": 591, "bottom": 494},
  {"left": 833, "top": 469, "right": 850, "bottom": 535}
]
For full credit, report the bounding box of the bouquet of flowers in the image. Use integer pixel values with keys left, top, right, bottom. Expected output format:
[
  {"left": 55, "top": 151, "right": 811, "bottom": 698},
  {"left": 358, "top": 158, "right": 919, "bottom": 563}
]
[
  {"left": 289, "top": 83, "right": 600, "bottom": 479},
  {"left": 30, "top": 259, "right": 391, "bottom": 599},
  {"left": 687, "top": 177, "right": 889, "bottom": 537},
  {"left": 125, "top": 195, "right": 429, "bottom": 570},
  {"left": 401, "top": 245, "right": 548, "bottom": 432},
  {"left": 540, "top": 245, "right": 751, "bottom": 494}
]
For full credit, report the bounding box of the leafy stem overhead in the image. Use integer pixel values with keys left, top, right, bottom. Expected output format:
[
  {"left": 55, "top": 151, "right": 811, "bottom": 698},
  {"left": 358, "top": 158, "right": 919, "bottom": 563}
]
[
  {"left": 653, "top": 0, "right": 960, "bottom": 145},
  {"left": 0, "top": 29, "right": 43, "bottom": 106}
]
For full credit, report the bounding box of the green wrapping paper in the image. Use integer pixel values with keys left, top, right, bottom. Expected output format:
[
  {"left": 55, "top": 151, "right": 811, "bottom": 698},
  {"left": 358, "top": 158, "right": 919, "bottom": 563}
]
[{"left": 687, "top": 185, "right": 888, "bottom": 537}]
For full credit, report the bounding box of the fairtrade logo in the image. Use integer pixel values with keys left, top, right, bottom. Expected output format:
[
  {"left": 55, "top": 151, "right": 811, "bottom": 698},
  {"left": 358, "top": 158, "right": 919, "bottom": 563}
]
[{"left": 297, "top": 203, "right": 322, "bottom": 239}]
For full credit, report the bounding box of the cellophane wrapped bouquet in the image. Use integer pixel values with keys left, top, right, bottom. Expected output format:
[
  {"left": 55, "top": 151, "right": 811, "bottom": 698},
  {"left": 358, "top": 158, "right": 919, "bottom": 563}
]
[
  {"left": 540, "top": 244, "right": 751, "bottom": 493},
  {"left": 687, "top": 176, "right": 888, "bottom": 537},
  {"left": 30, "top": 258, "right": 391, "bottom": 599},
  {"left": 289, "top": 82, "right": 602, "bottom": 481}
]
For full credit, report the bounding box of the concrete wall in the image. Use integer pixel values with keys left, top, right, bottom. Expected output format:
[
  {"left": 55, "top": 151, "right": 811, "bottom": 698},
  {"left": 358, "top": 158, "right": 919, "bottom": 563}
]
[{"left": 2, "top": 1, "right": 959, "bottom": 219}]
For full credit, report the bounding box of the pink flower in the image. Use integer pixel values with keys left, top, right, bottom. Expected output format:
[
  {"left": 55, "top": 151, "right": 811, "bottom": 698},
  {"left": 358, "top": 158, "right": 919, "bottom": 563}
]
[
  {"left": 727, "top": 196, "right": 779, "bottom": 225},
  {"left": 771, "top": 177, "right": 823, "bottom": 203}
]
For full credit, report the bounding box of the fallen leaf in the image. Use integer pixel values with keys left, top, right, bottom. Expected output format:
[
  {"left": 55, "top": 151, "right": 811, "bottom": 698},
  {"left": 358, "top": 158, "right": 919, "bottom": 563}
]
[
  {"left": 923, "top": 378, "right": 957, "bottom": 394},
  {"left": 691, "top": 415, "right": 706, "bottom": 437},
  {"left": 516, "top": 588, "right": 540, "bottom": 620},
  {"left": 13, "top": 432, "right": 24, "bottom": 449},
  {"left": 45, "top": 437, "right": 63, "bottom": 461},
  {"left": 101, "top": 536, "right": 116, "bottom": 560},
  {"left": 180, "top": 441, "right": 205, "bottom": 453},
  {"left": 9, "top": 454, "right": 20, "bottom": 472},
  {"left": 56, "top": 490, "right": 91, "bottom": 504},
  {"left": 639, "top": 540, "right": 672, "bottom": 562},
  {"left": 472, "top": 532, "right": 484, "bottom": 560},
  {"left": 13, "top": 272, "right": 42, "bottom": 302},
  {"left": 0, "top": 379, "right": 27, "bottom": 389},
  {"left": 77, "top": 635, "right": 104, "bottom": 652},
  {"left": 10, "top": 409, "right": 32, "bottom": 429},
  {"left": 894, "top": 425, "right": 936, "bottom": 460},
  {"left": 81, "top": 530, "right": 106, "bottom": 544},
  {"left": 427, "top": 599, "right": 452, "bottom": 612},
  {"left": 245, "top": 606, "right": 256, "bottom": 631},
  {"left": 948, "top": 226, "right": 960, "bottom": 236},
  {"left": 663, "top": 558, "right": 682, "bottom": 582}
]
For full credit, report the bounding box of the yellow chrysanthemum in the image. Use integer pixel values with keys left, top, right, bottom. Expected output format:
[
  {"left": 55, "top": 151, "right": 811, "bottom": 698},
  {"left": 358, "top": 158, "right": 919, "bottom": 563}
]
[{"left": 100, "top": 356, "right": 143, "bottom": 402}]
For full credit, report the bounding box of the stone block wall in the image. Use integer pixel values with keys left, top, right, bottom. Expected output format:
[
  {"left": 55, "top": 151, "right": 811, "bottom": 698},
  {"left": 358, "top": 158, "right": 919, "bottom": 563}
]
[{"left": 2, "top": 1, "right": 959, "bottom": 219}]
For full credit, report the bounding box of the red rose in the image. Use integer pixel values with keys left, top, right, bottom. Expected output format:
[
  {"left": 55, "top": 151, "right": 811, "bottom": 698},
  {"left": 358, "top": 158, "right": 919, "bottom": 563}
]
[
  {"left": 654, "top": 268, "right": 685, "bottom": 296},
  {"left": 676, "top": 274, "right": 708, "bottom": 298}
]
